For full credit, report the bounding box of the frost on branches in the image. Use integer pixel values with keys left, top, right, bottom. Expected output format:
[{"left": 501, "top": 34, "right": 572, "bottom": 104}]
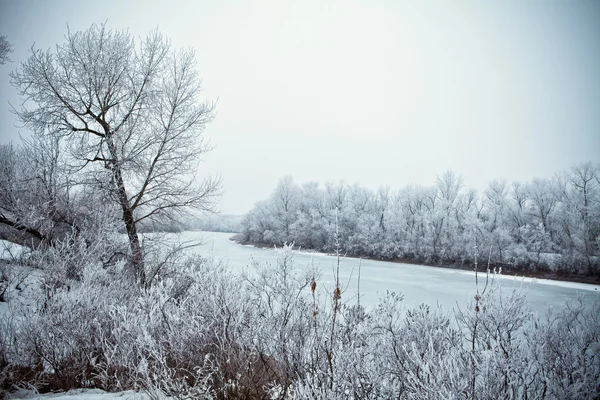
[
  {"left": 242, "top": 166, "right": 600, "bottom": 278},
  {"left": 1, "top": 242, "right": 598, "bottom": 399}
]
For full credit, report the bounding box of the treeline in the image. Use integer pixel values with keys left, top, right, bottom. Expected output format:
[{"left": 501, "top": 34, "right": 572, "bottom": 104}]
[
  {"left": 187, "top": 213, "right": 244, "bottom": 233},
  {"left": 241, "top": 163, "right": 600, "bottom": 277}
]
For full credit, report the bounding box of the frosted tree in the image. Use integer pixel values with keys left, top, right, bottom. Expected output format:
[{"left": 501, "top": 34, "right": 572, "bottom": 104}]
[
  {"left": 554, "top": 162, "right": 600, "bottom": 271},
  {"left": 523, "top": 178, "right": 558, "bottom": 262},
  {"left": 272, "top": 175, "right": 300, "bottom": 243},
  {"left": 0, "top": 137, "right": 90, "bottom": 248},
  {"left": 484, "top": 179, "right": 509, "bottom": 232},
  {"left": 241, "top": 163, "right": 599, "bottom": 275},
  {"left": 0, "top": 34, "right": 12, "bottom": 64},
  {"left": 291, "top": 181, "right": 328, "bottom": 249},
  {"left": 567, "top": 163, "right": 599, "bottom": 264},
  {"left": 10, "top": 23, "right": 220, "bottom": 285},
  {"left": 434, "top": 170, "right": 464, "bottom": 260}
]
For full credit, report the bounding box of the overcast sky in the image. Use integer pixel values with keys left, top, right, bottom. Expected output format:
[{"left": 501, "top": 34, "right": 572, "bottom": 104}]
[{"left": 0, "top": 0, "right": 599, "bottom": 214}]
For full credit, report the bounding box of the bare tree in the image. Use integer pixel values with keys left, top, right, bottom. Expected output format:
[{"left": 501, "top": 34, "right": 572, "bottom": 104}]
[
  {"left": 0, "top": 34, "right": 12, "bottom": 64},
  {"left": 10, "top": 23, "right": 220, "bottom": 285},
  {"left": 0, "top": 141, "right": 58, "bottom": 247}
]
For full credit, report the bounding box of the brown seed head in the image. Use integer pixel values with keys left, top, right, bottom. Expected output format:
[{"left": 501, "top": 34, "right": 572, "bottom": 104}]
[{"left": 334, "top": 287, "right": 341, "bottom": 300}]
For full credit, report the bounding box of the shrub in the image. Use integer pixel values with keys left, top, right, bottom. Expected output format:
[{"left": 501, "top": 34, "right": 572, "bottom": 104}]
[{"left": 2, "top": 242, "right": 599, "bottom": 399}]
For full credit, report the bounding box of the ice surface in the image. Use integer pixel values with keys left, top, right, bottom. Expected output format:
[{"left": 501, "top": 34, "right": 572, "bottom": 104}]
[{"left": 177, "top": 231, "right": 600, "bottom": 315}]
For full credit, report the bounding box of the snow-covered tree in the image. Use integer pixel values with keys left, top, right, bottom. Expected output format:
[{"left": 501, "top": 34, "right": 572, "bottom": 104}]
[
  {"left": 241, "top": 163, "right": 599, "bottom": 276},
  {"left": 0, "top": 34, "right": 12, "bottom": 65},
  {"left": 10, "top": 23, "right": 220, "bottom": 285}
]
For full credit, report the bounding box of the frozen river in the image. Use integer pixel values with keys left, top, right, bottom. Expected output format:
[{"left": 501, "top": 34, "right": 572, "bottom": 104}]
[{"left": 171, "top": 231, "right": 599, "bottom": 315}]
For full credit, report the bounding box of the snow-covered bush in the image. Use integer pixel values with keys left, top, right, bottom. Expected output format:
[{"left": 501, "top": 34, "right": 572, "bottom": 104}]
[
  {"left": 527, "top": 297, "right": 600, "bottom": 398},
  {"left": 3, "top": 240, "right": 599, "bottom": 399}
]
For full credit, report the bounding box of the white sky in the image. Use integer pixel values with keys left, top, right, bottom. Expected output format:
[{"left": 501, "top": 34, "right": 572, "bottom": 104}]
[{"left": 0, "top": 0, "right": 599, "bottom": 214}]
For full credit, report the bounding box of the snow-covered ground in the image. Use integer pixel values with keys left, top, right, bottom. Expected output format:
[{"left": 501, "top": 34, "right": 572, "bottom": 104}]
[
  {"left": 0, "top": 240, "right": 26, "bottom": 260},
  {"left": 0, "top": 241, "right": 42, "bottom": 321}
]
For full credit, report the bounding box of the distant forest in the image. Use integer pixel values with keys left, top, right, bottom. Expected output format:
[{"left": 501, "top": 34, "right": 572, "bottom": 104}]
[
  {"left": 188, "top": 213, "right": 243, "bottom": 233},
  {"left": 241, "top": 162, "right": 600, "bottom": 279}
]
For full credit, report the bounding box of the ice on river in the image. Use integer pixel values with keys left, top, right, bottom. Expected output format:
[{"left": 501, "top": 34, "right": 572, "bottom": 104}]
[{"left": 162, "top": 231, "right": 600, "bottom": 315}]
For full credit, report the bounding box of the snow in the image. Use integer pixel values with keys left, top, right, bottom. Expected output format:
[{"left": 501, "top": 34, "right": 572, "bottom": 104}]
[
  {"left": 0, "top": 266, "right": 42, "bottom": 320},
  {"left": 282, "top": 246, "right": 599, "bottom": 292},
  {"left": 0, "top": 239, "right": 26, "bottom": 260},
  {"left": 3, "top": 231, "right": 598, "bottom": 318},
  {"left": 453, "top": 269, "right": 599, "bottom": 291},
  {"left": 179, "top": 231, "right": 600, "bottom": 314}
]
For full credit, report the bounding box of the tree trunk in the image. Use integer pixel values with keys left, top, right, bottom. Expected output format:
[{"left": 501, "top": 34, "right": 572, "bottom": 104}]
[
  {"left": 0, "top": 215, "right": 48, "bottom": 248},
  {"left": 106, "top": 137, "right": 146, "bottom": 286}
]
